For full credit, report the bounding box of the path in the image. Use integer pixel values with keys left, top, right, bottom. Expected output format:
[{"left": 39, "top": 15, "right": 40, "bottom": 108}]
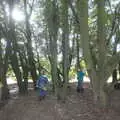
[{"left": 0, "top": 84, "right": 120, "bottom": 120}]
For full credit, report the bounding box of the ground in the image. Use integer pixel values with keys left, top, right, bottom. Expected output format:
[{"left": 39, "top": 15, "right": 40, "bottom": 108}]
[{"left": 0, "top": 83, "right": 120, "bottom": 120}]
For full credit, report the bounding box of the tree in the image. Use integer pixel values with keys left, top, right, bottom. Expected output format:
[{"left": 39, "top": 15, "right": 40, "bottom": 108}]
[
  {"left": 0, "top": 0, "right": 9, "bottom": 100},
  {"left": 79, "top": 0, "right": 120, "bottom": 107},
  {"left": 24, "top": 0, "right": 38, "bottom": 89},
  {"left": 61, "top": 0, "right": 69, "bottom": 101},
  {"left": 44, "top": 0, "right": 59, "bottom": 96},
  {"left": 69, "top": 0, "right": 120, "bottom": 107},
  {"left": 0, "top": 33, "right": 9, "bottom": 100}
]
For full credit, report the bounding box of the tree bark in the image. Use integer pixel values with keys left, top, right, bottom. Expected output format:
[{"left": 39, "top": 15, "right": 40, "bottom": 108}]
[
  {"left": 61, "top": 0, "right": 69, "bottom": 101},
  {"left": 79, "top": 0, "right": 100, "bottom": 103},
  {"left": 45, "top": 0, "right": 59, "bottom": 96},
  {"left": 0, "top": 41, "right": 9, "bottom": 100},
  {"left": 24, "top": 0, "right": 38, "bottom": 89},
  {"left": 8, "top": 0, "right": 24, "bottom": 93},
  {"left": 97, "top": 0, "right": 109, "bottom": 107}
]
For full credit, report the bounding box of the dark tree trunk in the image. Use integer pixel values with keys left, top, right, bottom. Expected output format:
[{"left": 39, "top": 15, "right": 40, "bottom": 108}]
[
  {"left": 76, "top": 35, "right": 81, "bottom": 70},
  {"left": 46, "top": 0, "right": 59, "bottom": 96},
  {"left": 24, "top": 0, "right": 38, "bottom": 89},
  {"left": 0, "top": 41, "right": 9, "bottom": 100},
  {"left": 112, "top": 69, "right": 117, "bottom": 83},
  {"left": 119, "top": 61, "right": 120, "bottom": 80},
  {"left": 61, "top": 0, "right": 69, "bottom": 101},
  {"left": 0, "top": 67, "right": 9, "bottom": 101},
  {"left": 19, "top": 52, "right": 29, "bottom": 93},
  {"left": 8, "top": 0, "right": 24, "bottom": 93}
]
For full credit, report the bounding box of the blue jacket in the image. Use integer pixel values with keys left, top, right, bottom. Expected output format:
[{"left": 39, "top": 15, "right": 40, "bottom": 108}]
[
  {"left": 36, "top": 75, "right": 48, "bottom": 90},
  {"left": 77, "top": 71, "right": 85, "bottom": 82}
]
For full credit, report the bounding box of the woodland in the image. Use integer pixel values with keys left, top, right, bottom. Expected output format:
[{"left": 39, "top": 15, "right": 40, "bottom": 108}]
[{"left": 0, "top": 0, "right": 120, "bottom": 120}]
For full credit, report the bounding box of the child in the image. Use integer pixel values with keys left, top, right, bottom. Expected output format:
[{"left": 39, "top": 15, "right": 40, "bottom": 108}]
[
  {"left": 77, "top": 69, "right": 85, "bottom": 93},
  {"left": 36, "top": 70, "right": 48, "bottom": 100}
]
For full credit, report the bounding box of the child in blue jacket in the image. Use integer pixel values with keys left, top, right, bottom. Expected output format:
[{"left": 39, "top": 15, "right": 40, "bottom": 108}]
[
  {"left": 77, "top": 69, "right": 85, "bottom": 92},
  {"left": 36, "top": 70, "right": 48, "bottom": 100}
]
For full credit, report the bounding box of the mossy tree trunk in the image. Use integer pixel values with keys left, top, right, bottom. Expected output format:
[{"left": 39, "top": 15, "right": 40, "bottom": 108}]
[{"left": 61, "top": 0, "right": 69, "bottom": 101}]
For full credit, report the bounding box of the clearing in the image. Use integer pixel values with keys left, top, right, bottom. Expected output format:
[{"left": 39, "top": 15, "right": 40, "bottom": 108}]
[{"left": 0, "top": 83, "right": 120, "bottom": 120}]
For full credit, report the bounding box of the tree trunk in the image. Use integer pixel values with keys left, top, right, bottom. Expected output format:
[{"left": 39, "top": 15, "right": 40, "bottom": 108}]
[
  {"left": 61, "top": 0, "right": 69, "bottom": 101},
  {"left": 87, "top": 69, "right": 100, "bottom": 102},
  {"left": 19, "top": 52, "right": 29, "bottom": 93},
  {"left": 79, "top": 0, "right": 100, "bottom": 104},
  {"left": 0, "top": 39, "right": 9, "bottom": 100},
  {"left": 24, "top": 0, "right": 38, "bottom": 89},
  {"left": 112, "top": 69, "right": 117, "bottom": 83},
  {"left": 118, "top": 61, "right": 120, "bottom": 80},
  {"left": 8, "top": 0, "right": 24, "bottom": 93},
  {"left": 1, "top": 75, "right": 9, "bottom": 101},
  {"left": 45, "top": 0, "right": 59, "bottom": 97},
  {"left": 97, "top": 0, "right": 109, "bottom": 107},
  {"left": 76, "top": 35, "right": 80, "bottom": 70},
  {"left": 0, "top": 62, "right": 9, "bottom": 101}
]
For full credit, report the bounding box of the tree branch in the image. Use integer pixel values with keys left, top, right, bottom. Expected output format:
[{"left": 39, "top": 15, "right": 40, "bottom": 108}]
[
  {"left": 105, "top": 52, "right": 120, "bottom": 80},
  {"left": 68, "top": 0, "right": 80, "bottom": 25}
]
